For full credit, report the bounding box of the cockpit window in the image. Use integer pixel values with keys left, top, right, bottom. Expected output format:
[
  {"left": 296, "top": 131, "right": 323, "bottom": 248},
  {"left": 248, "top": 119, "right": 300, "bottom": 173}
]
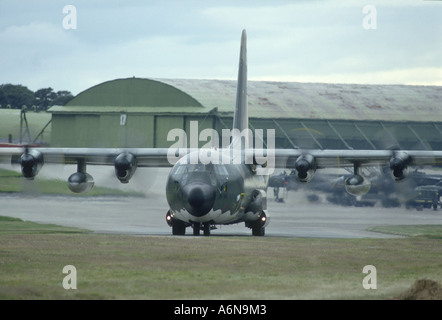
[
  {"left": 172, "top": 164, "right": 186, "bottom": 175},
  {"left": 187, "top": 163, "right": 216, "bottom": 172},
  {"left": 188, "top": 164, "right": 206, "bottom": 172},
  {"left": 173, "top": 163, "right": 228, "bottom": 175}
]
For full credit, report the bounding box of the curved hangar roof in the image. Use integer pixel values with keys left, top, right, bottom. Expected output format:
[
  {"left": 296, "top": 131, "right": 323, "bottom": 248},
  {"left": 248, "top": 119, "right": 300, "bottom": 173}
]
[
  {"left": 54, "top": 77, "right": 203, "bottom": 114},
  {"left": 51, "top": 77, "right": 442, "bottom": 122}
]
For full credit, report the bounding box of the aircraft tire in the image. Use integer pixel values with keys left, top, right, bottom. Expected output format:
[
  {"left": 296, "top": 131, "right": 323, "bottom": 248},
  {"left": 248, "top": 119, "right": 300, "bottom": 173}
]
[
  {"left": 203, "top": 223, "right": 211, "bottom": 236},
  {"left": 252, "top": 224, "right": 265, "bottom": 236},
  {"left": 193, "top": 223, "right": 201, "bottom": 236},
  {"left": 172, "top": 219, "right": 186, "bottom": 235}
]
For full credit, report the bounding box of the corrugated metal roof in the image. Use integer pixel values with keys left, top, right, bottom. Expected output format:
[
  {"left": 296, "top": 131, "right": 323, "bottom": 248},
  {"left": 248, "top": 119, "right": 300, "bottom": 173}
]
[
  {"left": 49, "top": 106, "right": 210, "bottom": 114},
  {"left": 159, "top": 79, "right": 442, "bottom": 122},
  {"left": 51, "top": 77, "right": 442, "bottom": 122},
  {"left": 64, "top": 78, "right": 203, "bottom": 108}
]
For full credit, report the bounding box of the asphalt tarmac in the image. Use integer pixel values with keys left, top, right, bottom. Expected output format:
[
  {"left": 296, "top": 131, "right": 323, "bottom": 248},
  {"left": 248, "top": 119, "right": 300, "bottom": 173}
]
[
  {"left": 0, "top": 168, "right": 442, "bottom": 238},
  {"left": 1, "top": 167, "right": 441, "bottom": 238}
]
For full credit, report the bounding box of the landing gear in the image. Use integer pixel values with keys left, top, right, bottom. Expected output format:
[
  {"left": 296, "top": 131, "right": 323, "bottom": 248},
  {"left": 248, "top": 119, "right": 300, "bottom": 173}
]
[
  {"left": 247, "top": 211, "right": 267, "bottom": 236},
  {"left": 166, "top": 211, "right": 214, "bottom": 236},
  {"left": 167, "top": 209, "right": 269, "bottom": 237},
  {"left": 172, "top": 219, "right": 186, "bottom": 235},
  {"left": 166, "top": 210, "right": 186, "bottom": 235},
  {"left": 252, "top": 224, "right": 265, "bottom": 236},
  {"left": 193, "top": 223, "right": 200, "bottom": 236},
  {"left": 203, "top": 223, "right": 211, "bottom": 236},
  {"left": 192, "top": 222, "right": 211, "bottom": 236}
]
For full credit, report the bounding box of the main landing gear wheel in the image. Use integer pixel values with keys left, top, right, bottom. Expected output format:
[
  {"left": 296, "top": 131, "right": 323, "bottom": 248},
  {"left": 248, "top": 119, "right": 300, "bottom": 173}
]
[
  {"left": 167, "top": 210, "right": 186, "bottom": 235},
  {"left": 249, "top": 211, "right": 267, "bottom": 236},
  {"left": 252, "top": 224, "right": 265, "bottom": 236},
  {"left": 172, "top": 219, "right": 186, "bottom": 235}
]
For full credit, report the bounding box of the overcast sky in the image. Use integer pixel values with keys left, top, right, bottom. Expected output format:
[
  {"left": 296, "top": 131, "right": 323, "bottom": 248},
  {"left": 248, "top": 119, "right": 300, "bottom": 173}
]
[{"left": 0, "top": 0, "right": 441, "bottom": 95}]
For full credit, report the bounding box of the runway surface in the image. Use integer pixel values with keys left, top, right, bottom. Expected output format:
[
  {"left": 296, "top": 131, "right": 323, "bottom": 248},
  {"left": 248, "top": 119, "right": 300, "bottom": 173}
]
[{"left": 1, "top": 167, "right": 441, "bottom": 238}]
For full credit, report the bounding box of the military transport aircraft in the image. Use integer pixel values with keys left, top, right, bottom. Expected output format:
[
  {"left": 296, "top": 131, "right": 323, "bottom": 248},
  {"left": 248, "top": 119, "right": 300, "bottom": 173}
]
[{"left": 1, "top": 30, "right": 442, "bottom": 236}]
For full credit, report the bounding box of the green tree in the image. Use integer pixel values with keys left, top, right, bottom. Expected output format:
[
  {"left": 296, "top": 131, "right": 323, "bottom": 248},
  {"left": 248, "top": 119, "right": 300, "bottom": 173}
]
[
  {"left": 0, "top": 84, "right": 34, "bottom": 109},
  {"left": 34, "top": 87, "right": 57, "bottom": 111},
  {"left": 53, "top": 90, "right": 74, "bottom": 106},
  {"left": 0, "top": 87, "right": 7, "bottom": 108}
]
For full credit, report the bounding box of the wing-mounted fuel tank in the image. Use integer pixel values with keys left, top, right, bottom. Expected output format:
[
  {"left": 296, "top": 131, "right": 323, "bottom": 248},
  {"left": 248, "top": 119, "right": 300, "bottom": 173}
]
[
  {"left": 67, "top": 159, "right": 94, "bottom": 193},
  {"left": 344, "top": 163, "right": 371, "bottom": 196},
  {"left": 114, "top": 152, "right": 137, "bottom": 183},
  {"left": 67, "top": 172, "right": 94, "bottom": 193},
  {"left": 288, "top": 154, "right": 317, "bottom": 183},
  {"left": 389, "top": 151, "right": 411, "bottom": 181}
]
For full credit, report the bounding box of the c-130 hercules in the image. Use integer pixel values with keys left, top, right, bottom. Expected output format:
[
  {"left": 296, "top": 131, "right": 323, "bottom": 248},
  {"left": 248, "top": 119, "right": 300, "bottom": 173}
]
[{"left": 1, "top": 30, "right": 442, "bottom": 236}]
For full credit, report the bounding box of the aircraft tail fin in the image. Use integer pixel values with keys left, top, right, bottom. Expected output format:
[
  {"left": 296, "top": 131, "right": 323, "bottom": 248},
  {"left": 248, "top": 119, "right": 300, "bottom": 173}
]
[{"left": 231, "top": 29, "right": 249, "bottom": 149}]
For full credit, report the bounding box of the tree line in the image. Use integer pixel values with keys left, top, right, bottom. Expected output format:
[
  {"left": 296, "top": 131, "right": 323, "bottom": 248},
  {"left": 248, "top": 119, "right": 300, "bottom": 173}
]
[{"left": 0, "top": 84, "right": 74, "bottom": 111}]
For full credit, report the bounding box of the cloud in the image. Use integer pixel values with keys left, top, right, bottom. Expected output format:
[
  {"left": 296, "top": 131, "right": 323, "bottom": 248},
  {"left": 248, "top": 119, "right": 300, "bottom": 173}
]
[
  {"left": 0, "top": 1, "right": 440, "bottom": 94},
  {"left": 0, "top": 22, "right": 83, "bottom": 88}
]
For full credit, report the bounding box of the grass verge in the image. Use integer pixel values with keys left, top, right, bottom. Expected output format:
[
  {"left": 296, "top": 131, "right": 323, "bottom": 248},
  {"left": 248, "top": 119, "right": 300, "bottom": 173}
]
[
  {"left": 0, "top": 216, "right": 441, "bottom": 300},
  {"left": 367, "top": 225, "right": 442, "bottom": 239},
  {"left": 0, "top": 168, "right": 143, "bottom": 197},
  {"left": 0, "top": 216, "right": 91, "bottom": 235}
]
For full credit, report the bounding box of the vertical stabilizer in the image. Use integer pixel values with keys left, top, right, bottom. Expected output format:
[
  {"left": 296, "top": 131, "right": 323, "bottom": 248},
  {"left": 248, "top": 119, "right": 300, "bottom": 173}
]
[{"left": 232, "top": 29, "right": 249, "bottom": 149}]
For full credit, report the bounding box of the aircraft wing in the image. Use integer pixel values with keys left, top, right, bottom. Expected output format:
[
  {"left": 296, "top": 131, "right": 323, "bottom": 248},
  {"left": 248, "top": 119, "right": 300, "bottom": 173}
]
[
  {"left": 0, "top": 147, "right": 173, "bottom": 167},
  {"left": 268, "top": 148, "right": 442, "bottom": 196},
  {"left": 1, "top": 146, "right": 442, "bottom": 197},
  {"left": 3, "top": 146, "right": 442, "bottom": 173},
  {"left": 272, "top": 149, "right": 442, "bottom": 168},
  {"left": 0, "top": 146, "right": 181, "bottom": 193}
]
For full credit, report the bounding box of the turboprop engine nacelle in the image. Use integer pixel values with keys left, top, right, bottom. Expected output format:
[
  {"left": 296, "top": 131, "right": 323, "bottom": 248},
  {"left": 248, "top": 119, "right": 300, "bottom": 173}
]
[
  {"left": 67, "top": 172, "right": 94, "bottom": 193},
  {"left": 389, "top": 151, "right": 411, "bottom": 181},
  {"left": 20, "top": 149, "right": 43, "bottom": 179},
  {"left": 294, "top": 154, "right": 316, "bottom": 183},
  {"left": 114, "top": 152, "right": 137, "bottom": 183}
]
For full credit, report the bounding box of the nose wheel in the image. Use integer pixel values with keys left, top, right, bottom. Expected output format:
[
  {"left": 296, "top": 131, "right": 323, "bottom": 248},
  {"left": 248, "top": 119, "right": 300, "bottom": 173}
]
[
  {"left": 192, "top": 222, "right": 211, "bottom": 236},
  {"left": 167, "top": 211, "right": 213, "bottom": 236}
]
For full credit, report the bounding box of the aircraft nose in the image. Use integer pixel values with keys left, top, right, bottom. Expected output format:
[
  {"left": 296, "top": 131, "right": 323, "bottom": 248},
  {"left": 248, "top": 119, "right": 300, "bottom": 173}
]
[{"left": 182, "top": 183, "right": 216, "bottom": 217}]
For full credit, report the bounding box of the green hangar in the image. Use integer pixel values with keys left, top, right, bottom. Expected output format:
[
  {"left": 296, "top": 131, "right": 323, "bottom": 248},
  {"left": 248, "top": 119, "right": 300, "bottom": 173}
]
[{"left": 48, "top": 77, "right": 442, "bottom": 150}]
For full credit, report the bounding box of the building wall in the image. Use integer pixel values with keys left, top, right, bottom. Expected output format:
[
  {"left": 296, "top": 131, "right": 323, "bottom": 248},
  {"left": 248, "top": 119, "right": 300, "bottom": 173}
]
[
  {"left": 51, "top": 112, "right": 442, "bottom": 151},
  {"left": 51, "top": 113, "right": 219, "bottom": 148},
  {"left": 51, "top": 113, "right": 155, "bottom": 148}
]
